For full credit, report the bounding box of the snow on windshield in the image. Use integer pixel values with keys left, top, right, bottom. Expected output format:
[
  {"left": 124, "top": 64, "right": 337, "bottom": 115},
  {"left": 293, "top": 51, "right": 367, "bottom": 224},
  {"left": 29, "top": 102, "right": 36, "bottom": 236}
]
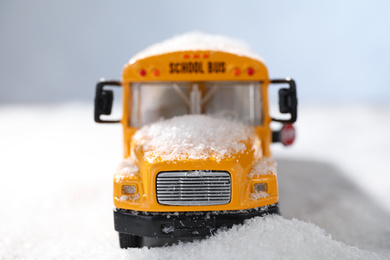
[
  {"left": 132, "top": 115, "right": 255, "bottom": 162},
  {"left": 130, "top": 32, "right": 264, "bottom": 63}
]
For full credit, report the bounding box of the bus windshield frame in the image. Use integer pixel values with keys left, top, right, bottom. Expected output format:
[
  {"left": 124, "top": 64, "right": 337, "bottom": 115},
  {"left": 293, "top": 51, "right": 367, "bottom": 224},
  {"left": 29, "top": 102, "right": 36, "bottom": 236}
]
[{"left": 129, "top": 81, "right": 263, "bottom": 127}]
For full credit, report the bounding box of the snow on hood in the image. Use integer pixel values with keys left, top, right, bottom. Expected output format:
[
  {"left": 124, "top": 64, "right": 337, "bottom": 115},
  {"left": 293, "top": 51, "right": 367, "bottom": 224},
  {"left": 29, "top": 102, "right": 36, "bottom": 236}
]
[
  {"left": 132, "top": 115, "right": 255, "bottom": 163},
  {"left": 248, "top": 157, "right": 277, "bottom": 177},
  {"left": 114, "top": 157, "right": 139, "bottom": 183},
  {"left": 130, "top": 32, "right": 264, "bottom": 63}
]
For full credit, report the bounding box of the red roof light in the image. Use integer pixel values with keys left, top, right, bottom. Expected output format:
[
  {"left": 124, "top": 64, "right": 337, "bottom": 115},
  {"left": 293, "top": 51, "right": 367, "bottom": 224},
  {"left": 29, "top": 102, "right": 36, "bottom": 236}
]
[{"left": 247, "top": 67, "right": 255, "bottom": 76}]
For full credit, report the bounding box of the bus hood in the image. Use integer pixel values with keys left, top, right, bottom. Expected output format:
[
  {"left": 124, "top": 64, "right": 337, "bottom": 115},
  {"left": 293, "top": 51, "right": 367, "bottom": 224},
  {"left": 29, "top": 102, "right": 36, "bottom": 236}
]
[{"left": 131, "top": 115, "right": 258, "bottom": 164}]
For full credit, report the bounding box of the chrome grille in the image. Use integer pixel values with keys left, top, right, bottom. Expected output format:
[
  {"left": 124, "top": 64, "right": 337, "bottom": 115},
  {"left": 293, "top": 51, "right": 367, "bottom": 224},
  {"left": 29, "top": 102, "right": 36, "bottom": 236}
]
[{"left": 156, "top": 171, "right": 231, "bottom": 206}]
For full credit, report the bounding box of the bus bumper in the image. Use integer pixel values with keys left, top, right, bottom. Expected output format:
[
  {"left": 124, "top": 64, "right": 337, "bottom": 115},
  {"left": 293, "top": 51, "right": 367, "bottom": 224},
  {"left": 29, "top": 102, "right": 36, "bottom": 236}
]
[{"left": 114, "top": 204, "right": 280, "bottom": 238}]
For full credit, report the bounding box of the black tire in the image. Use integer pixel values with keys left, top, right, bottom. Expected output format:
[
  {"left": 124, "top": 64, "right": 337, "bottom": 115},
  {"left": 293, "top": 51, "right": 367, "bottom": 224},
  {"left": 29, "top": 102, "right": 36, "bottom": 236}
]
[{"left": 119, "top": 233, "right": 142, "bottom": 248}]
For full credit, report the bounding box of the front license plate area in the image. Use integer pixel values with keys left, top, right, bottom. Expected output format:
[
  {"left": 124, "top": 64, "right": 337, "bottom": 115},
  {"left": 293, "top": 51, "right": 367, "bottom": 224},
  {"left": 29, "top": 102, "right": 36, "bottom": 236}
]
[{"left": 174, "top": 217, "right": 216, "bottom": 229}]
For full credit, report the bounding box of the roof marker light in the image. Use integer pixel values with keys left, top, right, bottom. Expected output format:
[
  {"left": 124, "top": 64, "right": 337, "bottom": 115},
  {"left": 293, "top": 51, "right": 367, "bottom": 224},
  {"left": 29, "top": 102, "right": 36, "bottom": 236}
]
[
  {"left": 153, "top": 69, "right": 160, "bottom": 76},
  {"left": 247, "top": 67, "right": 255, "bottom": 76},
  {"left": 140, "top": 69, "right": 146, "bottom": 76},
  {"left": 183, "top": 54, "right": 190, "bottom": 59},
  {"left": 233, "top": 68, "right": 241, "bottom": 76},
  {"left": 193, "top": 54, "right": 200, "bottom": 58},
  {"left": 202, "top": 53, "right": 210, "bottom": 58}
]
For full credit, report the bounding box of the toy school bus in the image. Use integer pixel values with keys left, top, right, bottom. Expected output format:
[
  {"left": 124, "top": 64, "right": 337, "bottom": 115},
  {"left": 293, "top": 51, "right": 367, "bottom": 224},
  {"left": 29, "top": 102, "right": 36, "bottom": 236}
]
[{"left": 94, "top": 34, "right": 297, "bottom": 248}]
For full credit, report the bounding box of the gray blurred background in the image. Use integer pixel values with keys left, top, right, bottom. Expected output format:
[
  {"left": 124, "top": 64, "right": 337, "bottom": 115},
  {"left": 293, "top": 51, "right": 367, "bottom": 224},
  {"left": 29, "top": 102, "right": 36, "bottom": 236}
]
[{"left": 1, "top": 0, "right": 389, "bottom": 105}]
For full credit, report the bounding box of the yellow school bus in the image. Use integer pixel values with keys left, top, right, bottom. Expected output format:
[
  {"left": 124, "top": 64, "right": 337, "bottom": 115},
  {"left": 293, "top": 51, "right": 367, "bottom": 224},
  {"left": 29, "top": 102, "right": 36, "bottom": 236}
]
[{"left": 94, "top": 34, "right": 297, "bottom": 248}]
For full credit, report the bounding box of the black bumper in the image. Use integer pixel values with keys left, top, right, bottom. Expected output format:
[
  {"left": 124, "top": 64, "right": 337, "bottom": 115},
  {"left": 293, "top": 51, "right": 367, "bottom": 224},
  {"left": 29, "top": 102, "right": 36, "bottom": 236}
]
[{"left": 114, "top": 204, "right": 279, "bottom": 238}]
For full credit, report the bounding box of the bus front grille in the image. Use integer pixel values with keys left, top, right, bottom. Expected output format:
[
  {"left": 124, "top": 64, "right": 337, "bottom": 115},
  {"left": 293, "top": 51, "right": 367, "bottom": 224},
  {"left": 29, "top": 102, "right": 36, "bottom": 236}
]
[{"left": 156, "top": 171, "right": 231, "bottom": 206}]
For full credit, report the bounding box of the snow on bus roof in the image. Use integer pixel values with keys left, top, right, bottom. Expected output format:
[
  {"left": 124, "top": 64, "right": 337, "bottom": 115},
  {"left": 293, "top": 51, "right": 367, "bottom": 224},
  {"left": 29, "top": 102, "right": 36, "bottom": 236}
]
[{"left": 129, "top": 32, "right": 265, "bottom": 63}]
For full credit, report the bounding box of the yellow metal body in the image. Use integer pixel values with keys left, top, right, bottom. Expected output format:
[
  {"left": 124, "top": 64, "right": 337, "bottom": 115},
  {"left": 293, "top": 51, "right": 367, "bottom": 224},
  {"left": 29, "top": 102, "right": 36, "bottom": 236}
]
[{"left": 114, "top": 50, "right": 277, "bottom": 212}]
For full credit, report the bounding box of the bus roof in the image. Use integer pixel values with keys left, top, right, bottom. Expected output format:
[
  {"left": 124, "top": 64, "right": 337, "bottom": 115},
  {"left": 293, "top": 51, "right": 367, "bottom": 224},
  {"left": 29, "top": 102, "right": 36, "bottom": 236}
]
[{"left": 129, "top": 32, "right": 265, "bottom": 64}]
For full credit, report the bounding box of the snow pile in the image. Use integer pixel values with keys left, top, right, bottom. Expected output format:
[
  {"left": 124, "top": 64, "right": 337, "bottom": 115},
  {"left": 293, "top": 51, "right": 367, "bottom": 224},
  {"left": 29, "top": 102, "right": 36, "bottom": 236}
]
[
  {"left": 277, "top": 158, "right": 390, "bottom": 254},
  {"left": 133, "top": 115, "right": 255, "bottom": 163},
  {"left": 129, "top": 32, "right": 264, "bottom": 63},
  {"left": 248, "top": 156, "right": 277, "bottom": 178},
  {"left": 1, "top": 104, "right": 390, "bottom": 259},
  {"left": 114, "top": 157, "right": 139, "bottom": 183},
  {"left": 128, "top": 215, "right": 383, "bottom": 260}
]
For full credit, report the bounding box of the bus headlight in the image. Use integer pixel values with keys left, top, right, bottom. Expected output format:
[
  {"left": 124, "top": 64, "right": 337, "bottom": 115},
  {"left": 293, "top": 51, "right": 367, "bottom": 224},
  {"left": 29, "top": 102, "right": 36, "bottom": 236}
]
[
  {"left": 254, "top": 183, "right": 268, "bottom": 193},
  {"left": 122, "top": 185, "right": 137, "bottom": 195}
]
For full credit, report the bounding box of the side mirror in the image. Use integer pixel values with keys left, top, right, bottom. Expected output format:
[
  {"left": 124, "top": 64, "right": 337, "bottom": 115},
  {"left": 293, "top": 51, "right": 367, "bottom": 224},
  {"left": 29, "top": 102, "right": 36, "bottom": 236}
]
[
  {"left": 94, "top": 80, "right": 122, "bottom": 123},
  {"left": 270, "top": 78, "right": 298, "bottom": 123}
]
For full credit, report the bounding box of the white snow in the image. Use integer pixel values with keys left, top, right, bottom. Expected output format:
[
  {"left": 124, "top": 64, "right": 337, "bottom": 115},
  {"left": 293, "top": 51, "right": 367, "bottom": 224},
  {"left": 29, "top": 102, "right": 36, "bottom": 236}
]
[
  {"left": 0, "top": 103, "right": 390, "bottom": 259},
  {"left": 114, "top": 157, "right": 139, "bottom": 183},
  {"left": 128, "top": 215, "right": 383, "bottom": 260},
  {"left": 250, "top": 191, "right": 270, "bottom": 200},
  {"left": 132, "top": 115, "right": 255, "bottom": 162},
  {"left": 248, "top": 156, "right": 277, "bottom": 177},
  {"left": 161, "top": 225, "right": 175, "bottom": 234},
  {"left": 118, "top": 194, "right": 140, "bottom": 202},
  {"left": 129, "top": 32, "right": 264, "bottom": 63}
]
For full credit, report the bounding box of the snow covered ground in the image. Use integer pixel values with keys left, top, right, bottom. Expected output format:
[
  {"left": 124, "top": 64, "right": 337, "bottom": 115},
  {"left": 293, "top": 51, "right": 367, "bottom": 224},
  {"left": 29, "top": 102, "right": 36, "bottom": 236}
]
[{"left": 0, "top": 103, "right": 389, "bottom": 259}]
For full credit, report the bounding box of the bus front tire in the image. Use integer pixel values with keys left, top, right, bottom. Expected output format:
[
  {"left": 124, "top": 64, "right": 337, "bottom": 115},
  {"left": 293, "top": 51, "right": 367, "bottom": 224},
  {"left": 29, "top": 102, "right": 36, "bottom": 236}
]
[{"left": 119, "top": 233, "right": 142, "bottom": 248}]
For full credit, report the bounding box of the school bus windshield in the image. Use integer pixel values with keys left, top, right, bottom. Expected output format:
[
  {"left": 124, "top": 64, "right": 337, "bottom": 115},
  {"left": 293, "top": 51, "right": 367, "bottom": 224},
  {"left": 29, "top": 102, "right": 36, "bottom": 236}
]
[{"left": 129, "top": 82, "right": 263, "bottom": 127}]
